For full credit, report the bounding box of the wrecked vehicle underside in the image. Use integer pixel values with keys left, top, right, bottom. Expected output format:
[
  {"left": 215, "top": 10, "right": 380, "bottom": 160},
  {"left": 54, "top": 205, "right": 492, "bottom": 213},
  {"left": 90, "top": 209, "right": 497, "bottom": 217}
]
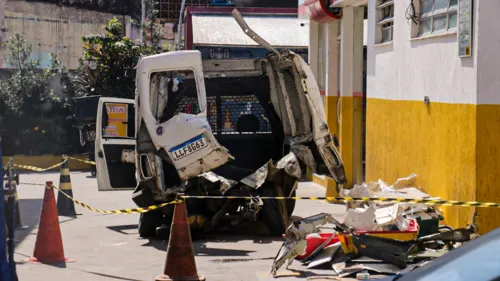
[{"left": 131, "top": 9, "right": 347, "bottom": 238}]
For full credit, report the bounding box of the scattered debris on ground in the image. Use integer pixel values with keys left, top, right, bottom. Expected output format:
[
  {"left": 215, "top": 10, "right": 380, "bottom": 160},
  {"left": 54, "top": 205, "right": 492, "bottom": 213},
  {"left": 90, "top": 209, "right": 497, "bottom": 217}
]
[{"left": 270, "top": 174, "right": 479, "bottom": 278}]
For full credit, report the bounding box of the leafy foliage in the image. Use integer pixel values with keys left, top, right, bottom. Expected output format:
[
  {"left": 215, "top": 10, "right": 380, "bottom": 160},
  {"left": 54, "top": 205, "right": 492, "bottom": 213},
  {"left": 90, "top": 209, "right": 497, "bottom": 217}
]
[
  {"left": 74, "top": 17, "right": 165, "bottom": 99},
  {"left": 0, "top": 33, "right": 80, "bottom": 155}
]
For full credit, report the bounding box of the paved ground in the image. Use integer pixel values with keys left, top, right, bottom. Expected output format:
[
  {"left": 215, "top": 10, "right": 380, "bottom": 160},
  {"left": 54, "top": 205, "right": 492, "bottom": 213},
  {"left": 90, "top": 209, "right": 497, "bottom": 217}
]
[{"left": 13, "top": 171, "right": 349, "bottom": 281}]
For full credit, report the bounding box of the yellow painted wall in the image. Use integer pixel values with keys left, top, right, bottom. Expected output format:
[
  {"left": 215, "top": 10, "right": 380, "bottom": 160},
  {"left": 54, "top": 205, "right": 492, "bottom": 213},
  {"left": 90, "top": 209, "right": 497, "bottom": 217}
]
[
  {"left": 339, "top": 96, "right": 364, "bottom": 186},
  {"left": 2, "top": 155, "right": 92, "bottom": 171},
  {"left": 365, "top": 98, "right": 477, "bottom": 229},
  {"left": 476, "top": 105, "right": 500, "bottom": 233},
  {"left": 325, "top": 95, "right": 339, "bottom": 136}
]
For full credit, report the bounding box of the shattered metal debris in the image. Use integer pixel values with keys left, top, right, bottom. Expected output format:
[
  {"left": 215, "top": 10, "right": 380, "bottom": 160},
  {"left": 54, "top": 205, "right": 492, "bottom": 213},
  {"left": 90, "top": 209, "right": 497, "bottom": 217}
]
[
  {"left": 306, "top": 242, "right": 340, "bottom": 269},
  {"left": 270, "top": 213, "right": 346, "bottom": 277},
  {"left": 270, "top": 174, "right": 480, "bottom": 279}
]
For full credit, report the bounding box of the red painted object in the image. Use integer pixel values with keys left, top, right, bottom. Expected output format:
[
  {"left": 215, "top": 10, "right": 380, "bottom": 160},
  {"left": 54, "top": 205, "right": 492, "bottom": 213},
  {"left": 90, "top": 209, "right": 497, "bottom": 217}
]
[
  {"left": 300, "top": 0, "right": 340, "bottom": 23},
  {"left": 28, "top": 181, "right": 74, "bottom": 264},
  {"left": 296, "top": 233, "right": 341, "bottom": 260},
  {"left": 155, "top": 196, "right": 205, "bottom": 281},
  {"left": 290, "top": 219, "right": 420, "bottom": 261}
]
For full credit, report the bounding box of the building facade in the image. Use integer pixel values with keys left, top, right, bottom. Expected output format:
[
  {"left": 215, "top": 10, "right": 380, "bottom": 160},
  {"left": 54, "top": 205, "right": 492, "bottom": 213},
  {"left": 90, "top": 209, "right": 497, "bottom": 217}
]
[
  {"left": 300, "top": 0, "right": 367, "bottom": 196},
  {"left": 367, "top": 0, "right": 500, "bottom": 233},
  {"left": 303, "top": 0, "right": 500, "bottom": 233}
]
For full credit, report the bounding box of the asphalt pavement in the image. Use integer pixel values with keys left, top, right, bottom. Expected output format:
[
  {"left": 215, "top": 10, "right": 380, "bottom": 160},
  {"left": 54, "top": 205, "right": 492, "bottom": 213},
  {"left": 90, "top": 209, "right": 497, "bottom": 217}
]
[{"left": 12, "top": 171, "right": 348, "bottom": 281}]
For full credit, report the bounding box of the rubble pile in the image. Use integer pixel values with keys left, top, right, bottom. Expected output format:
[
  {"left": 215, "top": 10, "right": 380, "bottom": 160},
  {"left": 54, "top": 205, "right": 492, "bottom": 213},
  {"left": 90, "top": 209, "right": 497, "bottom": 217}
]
[{"left": 270, "top": 174, "right": 479, "bottom": 279}]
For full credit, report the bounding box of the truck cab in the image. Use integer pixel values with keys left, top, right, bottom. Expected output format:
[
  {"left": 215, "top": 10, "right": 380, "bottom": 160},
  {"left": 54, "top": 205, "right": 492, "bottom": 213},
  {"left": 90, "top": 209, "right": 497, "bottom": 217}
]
[
  {"left": 132, "top": 46, "right": 346, "bottom": 238},
  {"left": 96, "top": 9, "right": 346, "bottom": 238}
]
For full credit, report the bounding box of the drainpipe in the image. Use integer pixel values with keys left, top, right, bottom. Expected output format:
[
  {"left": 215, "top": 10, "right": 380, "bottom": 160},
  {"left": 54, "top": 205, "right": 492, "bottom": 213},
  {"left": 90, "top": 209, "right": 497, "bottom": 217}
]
[
  {"left": 0, "top": 135, "right": 11, "bottom": 281},
  {"left": 177, "top": 0, "right": 187, "bottom": 50},
  {"left": 141, "top": 0, "right": 146, "bottom": 43}
]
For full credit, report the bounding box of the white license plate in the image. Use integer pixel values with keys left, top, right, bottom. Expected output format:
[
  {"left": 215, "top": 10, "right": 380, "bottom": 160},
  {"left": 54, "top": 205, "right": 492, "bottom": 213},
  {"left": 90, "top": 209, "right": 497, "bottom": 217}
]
[{"left": 170, "top": 134, "right": 208, "bottom": 161}]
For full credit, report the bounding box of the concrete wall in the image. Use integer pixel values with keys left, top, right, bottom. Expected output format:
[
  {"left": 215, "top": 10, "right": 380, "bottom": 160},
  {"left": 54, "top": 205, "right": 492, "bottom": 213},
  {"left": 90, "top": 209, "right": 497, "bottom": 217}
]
[
  {"left": 0, "top": 0, "right": 127, "bottom": 69},
  {"left": 366, "top": 0, "right": 480, "bottom": 229},
  {"left": 232, "top": 0, "right": 297, "bottom": 8}
]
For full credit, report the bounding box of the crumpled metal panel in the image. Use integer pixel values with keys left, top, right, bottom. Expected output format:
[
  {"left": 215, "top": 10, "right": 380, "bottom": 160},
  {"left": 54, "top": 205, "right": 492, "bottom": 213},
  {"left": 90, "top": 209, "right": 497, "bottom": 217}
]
[
  {"left": 199, "top": 171, "right": 237, "bottom": 194},
  {"left": 240, "top": 152, "right": 302, "bottom": 189},
  {"left": 192, "top": 14, "right": 309, "bottom": 47}
]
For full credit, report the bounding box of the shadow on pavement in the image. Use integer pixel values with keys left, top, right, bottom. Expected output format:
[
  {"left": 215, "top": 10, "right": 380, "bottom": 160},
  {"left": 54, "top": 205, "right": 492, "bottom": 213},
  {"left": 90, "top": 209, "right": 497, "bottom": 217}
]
[
  {"left": 16, "top": 259, "right": 68, "bottom": 269},
  {"left": 141, "top": 239, "right": 257, "bottom": 257},
  {"left": 106, "top": 224, "right": 139, "bottom": 235},
  {"left": 79, "top": 270, "right": 143, "bottom": 281},
  {"left": 14, "top": 199, "right": 43, "bottom": 245}
]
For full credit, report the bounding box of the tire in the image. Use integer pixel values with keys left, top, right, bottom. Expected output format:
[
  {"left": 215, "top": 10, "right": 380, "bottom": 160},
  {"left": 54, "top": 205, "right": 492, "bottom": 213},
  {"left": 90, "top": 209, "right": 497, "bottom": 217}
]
[
  {"left": 138, "top": 210, "right": 163, "bottom": 238},
  {"left": 260, "top": 184, "right": 290, "bottom": 236}
]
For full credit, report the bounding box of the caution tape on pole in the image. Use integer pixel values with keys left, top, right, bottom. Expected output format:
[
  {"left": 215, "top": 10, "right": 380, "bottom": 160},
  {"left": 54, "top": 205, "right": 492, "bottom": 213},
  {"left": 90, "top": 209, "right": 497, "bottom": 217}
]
[{"left": 20, "top": 182, "right": 180, "bottom": 214}]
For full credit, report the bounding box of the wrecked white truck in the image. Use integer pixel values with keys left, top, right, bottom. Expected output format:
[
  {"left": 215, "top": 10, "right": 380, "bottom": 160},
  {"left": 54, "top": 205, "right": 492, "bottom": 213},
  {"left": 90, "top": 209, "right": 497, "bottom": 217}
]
[{"left": 131, "top": 9, "right": 346, "bottom": 238}]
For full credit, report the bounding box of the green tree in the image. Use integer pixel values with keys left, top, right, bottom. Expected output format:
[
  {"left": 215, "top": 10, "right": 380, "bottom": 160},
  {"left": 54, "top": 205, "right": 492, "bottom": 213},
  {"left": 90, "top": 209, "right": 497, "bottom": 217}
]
[
  {"left": 75, "top": 17, "right": 165, "bottom": 99},
  {"left": 0, "top": 33, "right": 78, "bottom": 155}
]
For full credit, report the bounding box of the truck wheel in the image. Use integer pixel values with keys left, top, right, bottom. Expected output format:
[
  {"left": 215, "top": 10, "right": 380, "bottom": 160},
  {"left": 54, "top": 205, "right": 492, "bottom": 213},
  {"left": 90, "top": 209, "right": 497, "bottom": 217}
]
[
  {"left": 260, "top": 184, "right": 290, "bottom": 236},
  {"left": 138, "top": 211, "right": 162, "bottom": 238}
]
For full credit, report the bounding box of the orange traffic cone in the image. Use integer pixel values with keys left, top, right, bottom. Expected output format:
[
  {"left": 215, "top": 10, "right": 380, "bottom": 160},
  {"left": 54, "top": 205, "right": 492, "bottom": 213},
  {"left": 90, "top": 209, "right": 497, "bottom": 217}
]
[
  {"left": 27, "top": 181, "right": 74, "bottom": 264},
  {"left": 155, "top": 195, "right": 205, "bottom": 281}
]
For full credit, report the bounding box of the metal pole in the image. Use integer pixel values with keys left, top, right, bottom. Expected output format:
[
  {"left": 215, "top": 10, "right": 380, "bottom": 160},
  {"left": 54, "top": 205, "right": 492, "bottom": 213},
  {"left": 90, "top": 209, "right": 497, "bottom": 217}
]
[
  {"left": 177, "top": 0, "right": 187, "bottom": 51},
  {"left": 6, "top": 160, "right": 17, "bottom": 281},
  {"left": 141, "top": 0, "right": 146, "bottom": 43},
  {"left": 0, "top": 135, "right": 11, "bottom": 280}
]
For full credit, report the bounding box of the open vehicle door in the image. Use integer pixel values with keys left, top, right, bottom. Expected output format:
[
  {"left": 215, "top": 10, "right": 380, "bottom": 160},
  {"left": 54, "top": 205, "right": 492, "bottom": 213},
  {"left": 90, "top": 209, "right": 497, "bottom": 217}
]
[
  {"left": 232, "top": 9, "right": 347, "bottom": 186},
  {"left": 95, "top": 97, "right": 137, "bottom": 191},
  {"left": 135, "top": 51, "right": 233, "bottom": 181}
]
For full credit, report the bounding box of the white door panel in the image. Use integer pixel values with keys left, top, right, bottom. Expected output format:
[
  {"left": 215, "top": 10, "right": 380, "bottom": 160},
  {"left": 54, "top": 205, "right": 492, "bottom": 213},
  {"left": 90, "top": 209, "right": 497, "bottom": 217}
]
[
  {"left": 95, "top": 97, "right": 137, "bottom": 191},
  {"left": 136, "top": 51, "right": 233, "bottom": 180}
]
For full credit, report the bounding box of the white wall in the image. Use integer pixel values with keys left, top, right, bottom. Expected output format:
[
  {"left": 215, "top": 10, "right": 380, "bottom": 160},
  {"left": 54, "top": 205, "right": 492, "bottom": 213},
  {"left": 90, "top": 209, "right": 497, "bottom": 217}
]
[
  {"left": 367, "top": 0, "right": 479, "bottom": 105},
  {"left": 476, "top": 1, "right": 500, "bottom": 105}
]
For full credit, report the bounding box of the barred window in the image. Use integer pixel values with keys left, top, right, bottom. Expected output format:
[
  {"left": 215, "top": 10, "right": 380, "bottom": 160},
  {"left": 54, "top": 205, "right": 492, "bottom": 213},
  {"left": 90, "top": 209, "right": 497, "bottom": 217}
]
[
  {"left": 377, "top": 0, "right": 394, "bottom": 44},
  {"left": 419, "top": 0, "right": 457, "bottom": 36}
]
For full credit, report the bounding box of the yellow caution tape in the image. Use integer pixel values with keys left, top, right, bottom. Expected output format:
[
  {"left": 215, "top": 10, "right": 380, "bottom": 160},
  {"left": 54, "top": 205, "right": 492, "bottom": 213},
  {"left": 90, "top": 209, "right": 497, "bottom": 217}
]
[
  {"left": 180, "top": 195, "right": 500, "bottom": 208},
  {"left": 12, "top": 155, "right": 96, "bottom": 173},
  {"left": 20, "top": 182, "right": 180, "bottom": 214},
  {"left": 13, "top": 159, "right": 68, "bottom": 172},
  {"left": 64, "top": 156, "right": 96, "bottom": 166},
  {"left": 19, "top": 182, "right": 500, "bottom": 210},
  {"left": 53, "top": 184, "right": 180, "bottom": 214}
]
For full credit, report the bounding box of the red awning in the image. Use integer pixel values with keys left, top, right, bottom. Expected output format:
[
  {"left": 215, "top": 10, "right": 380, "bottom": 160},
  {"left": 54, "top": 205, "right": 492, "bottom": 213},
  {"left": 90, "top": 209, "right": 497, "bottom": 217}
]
[{"left": 299, "top": 0, "right": 340, "bottom": 23}]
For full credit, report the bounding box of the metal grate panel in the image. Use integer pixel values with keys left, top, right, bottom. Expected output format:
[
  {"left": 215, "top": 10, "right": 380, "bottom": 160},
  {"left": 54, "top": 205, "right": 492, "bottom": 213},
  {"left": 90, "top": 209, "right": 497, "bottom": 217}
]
[
  {"left": 221, "top": 95, "right": 272, "bottom": 135},
  {"left": 174, "top": 96, "right": 218, "bottom": 132},
  {"left": 158, "top": 0, "right": 211, "bottom": 22}
]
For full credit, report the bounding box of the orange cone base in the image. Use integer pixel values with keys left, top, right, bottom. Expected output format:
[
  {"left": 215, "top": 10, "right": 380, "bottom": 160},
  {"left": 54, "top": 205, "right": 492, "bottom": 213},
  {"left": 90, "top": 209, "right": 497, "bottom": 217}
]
[
  {"left": 155, "top": 274, "right": 205, "bottom": 281},
  {"left": 27, "top": 257, "right": 75, "bottom": 264}
]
